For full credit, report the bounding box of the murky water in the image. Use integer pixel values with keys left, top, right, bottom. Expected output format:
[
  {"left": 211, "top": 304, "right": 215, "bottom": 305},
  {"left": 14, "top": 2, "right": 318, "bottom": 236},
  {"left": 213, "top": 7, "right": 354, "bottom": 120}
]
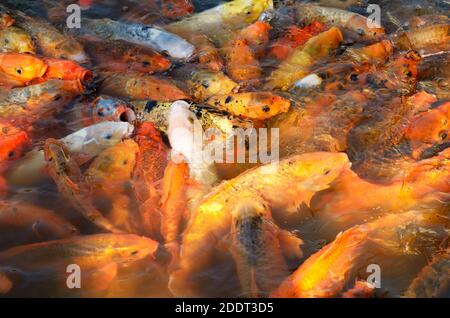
[{"left": 0, "top": 0, "right": 449, "bottom": 298}]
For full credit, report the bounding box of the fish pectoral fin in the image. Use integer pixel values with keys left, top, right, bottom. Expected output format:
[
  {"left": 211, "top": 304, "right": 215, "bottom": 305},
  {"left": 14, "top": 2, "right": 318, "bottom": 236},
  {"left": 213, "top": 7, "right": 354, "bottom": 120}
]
[
  {"left": 84, "top": 262, "right": 118, "bottom": 292},
  {"left": 278, "top": 230, "right": 303, "bottom": 260}
]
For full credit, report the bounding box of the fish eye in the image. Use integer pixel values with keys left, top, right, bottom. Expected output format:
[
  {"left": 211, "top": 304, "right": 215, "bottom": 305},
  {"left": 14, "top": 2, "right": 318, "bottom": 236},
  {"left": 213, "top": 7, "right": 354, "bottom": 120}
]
[
  {"left": 324, "top": 169, "right": 331, "bottom": 175},
  {"left": 131, "top": 250, "right": 139, "bottom": 255},
  {"left": 439, "top": 131, "right": 448, "bottom": 140},
  {"left": 4, "top": 38, "right": 9, "bottom": 44},
  {"left": 104, "top": 133, "right": 112, "bottom": 140},
  {"left": 8, "top": 151, "right": 14, "bottom": 158},
  {"left": 16, "top": 67, "right": 22, "bottom": 75}
]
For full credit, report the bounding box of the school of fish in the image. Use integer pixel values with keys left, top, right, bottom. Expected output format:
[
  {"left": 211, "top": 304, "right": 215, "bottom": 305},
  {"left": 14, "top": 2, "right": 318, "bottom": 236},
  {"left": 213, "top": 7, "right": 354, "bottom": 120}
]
[{"left": 0, "top": 0, "right": 449, "bottom": 298}]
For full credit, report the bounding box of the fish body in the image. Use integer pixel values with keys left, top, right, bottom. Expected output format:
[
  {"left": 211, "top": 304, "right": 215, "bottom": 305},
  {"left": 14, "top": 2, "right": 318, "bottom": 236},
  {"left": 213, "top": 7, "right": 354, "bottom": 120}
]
[
  {"left": 73, "top": 18, "right": 195, "bottom": 60},
  {"left": 78, "top": 37, "right": 171, "bottom": 74},
  {"left": 44, "top": 139, "right": 125, "bottom": 234},
  {"left": 133, "top": 122, "right": 169, "bottom": 236},
  {"left": 0, "top": 79, "right": 83, "bottom": 118},
  {"left": 130, "top": 100, "right": 253, "bottom": 136},
  {"left": 272, "top": 209, "right": 449, "bottom": 298},
  {"left": 3, "top": 7, "right": 88, "bottom": 63},
  {"left": 0, "top": 233, "right": 158, "bottom": 295},
  {"left": 169, "top": 152, "right": 350, "bottom": 297},
  {"left": 167, "top": 0, "right": 273, "bottom": 46},
  {"left": 265, "top": 27, "right": 343, "bottom": 90},
  {"left": 394, "top": 24, "right": 450, "bottom": 53},
  {"left": 225, "top": 38, "right": 261, "bottom": 85},
  {"left": 267, "top": 21, "right": 327, "bottom": 61},
  {"left": 207, "top": 92, "right": 291, "bottom": 120},
  {"left": 161, "top": 159, "right": 190, "bottom": 269},
  {"left": 172, "top": 65, "right": 239, "bottom": 102},
  {"left": 294, "top": 4, "right": 385, "bottom": 40},
  {"left": 0, "top": 26, "right": 35, "bottom": 54},
  {"left": 0, "top": 200, "right": 78, "bottom": 250},
  {"left": 85, "top": 140, "right": 139, "bottom": 233},
  {"left": 0, "top": 120, "right": 29, "bottom": 197},
  {"left": 0, "top": 53, "right": 47, "bottom": 83},
  {"left": 99, "top": 71, "right": 189, "bottom": 102},
  {"left": 229, "top": 197, "right": 300, "bottom": 297},
  {"left": 43, "top": 58, "right": 92, "bottom": 82}
]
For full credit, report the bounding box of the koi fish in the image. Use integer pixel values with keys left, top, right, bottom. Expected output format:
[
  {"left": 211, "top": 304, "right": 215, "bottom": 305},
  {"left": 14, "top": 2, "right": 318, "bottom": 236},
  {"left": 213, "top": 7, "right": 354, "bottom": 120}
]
[
  {"left": 172, "top": 65, "right": 239, "bottom": 102},
  {"left": 207, "top": 92, "right": 291, "bottom": 120},
  {"left": 7, "top": 122, "right": 134, "bottom": 186},
  {"left": 267, "top": 21, "right": 327, "bottom": 61},
  {"left": 2, "top": 6, "right": 89, "bottom": 63},
  {"left": 265, "top": 27, "right": 343, "bottom": 90},
  {"left": 294, "top": 3, "right": 385, "bottom": 40},
  {"left": 0, "top": 200, "right": 78, "bottom": 250},
  {"left": 0, "top": 53, "right": 47, "bottom": 83},
  {"left": 43, "top": 58, "right": 92, "bottom": 82},
  {"left": 72, "top": 18, "right": 195, "bottom": 60},
  {"left": 132, "top": 122, "right": 169, "bottom": 237},
  {"left": 44, "top": 138, "right": 124, "bottom": 234},
  {"left": 78, "top": 37, "right": 171, "bottom": 74},
  {"left": 0, "top": 26, "right": 35, "bottom": 54},
  {"left": 167, "top": 0, "right": 273, "bottom": 47},
  {"left": 169, "top": 152, "right": 350, "bottom": 297},
  {"left": 0, "top": 234, "right": 158, "bottom": 295},
  {"left": 99, "top": 71, "right": 189, "bottom": 102},
  {"left": 272, "top": 209, "right": 449, "bottom": 298}
]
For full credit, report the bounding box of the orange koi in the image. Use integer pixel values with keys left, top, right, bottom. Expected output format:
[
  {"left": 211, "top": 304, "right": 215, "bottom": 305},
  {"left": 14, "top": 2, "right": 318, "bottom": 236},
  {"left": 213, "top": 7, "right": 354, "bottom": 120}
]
[
  {"left": 207, "top": 92, "right": 291, "bottom": 120},
  {"left": 161, "top": 159, "right": 190, "bottom": 269},
  {"left": 43, "top": 58, "right": 92, "bottom": 82},
  {"left": 0, "top": 53, "right": 47, "bottom": 83},
  {"left": 100, "top": 72, "right": 189, "bottom": 102},
  {"left": 133, "top": 122, "right": 169, "bottom": 237},
  {"left": 268, "top": 22, "right": 327, "bottom": 61}
]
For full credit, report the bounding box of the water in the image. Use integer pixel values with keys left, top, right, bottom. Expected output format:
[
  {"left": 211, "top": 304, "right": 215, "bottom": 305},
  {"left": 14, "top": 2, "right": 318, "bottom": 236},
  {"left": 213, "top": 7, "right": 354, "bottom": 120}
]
[{"left": 0, "top": 0, "right": 449, "bottom": 298}]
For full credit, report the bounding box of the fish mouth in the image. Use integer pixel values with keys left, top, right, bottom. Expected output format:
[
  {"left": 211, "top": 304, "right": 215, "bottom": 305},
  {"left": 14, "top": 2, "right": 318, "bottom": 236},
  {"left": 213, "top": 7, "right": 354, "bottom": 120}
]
[
  {"left": 80, "top": 70, "right": 94, "bottom": 83},
  {"left": 117, "top": 108, "right": 136, "bottom": 123}
]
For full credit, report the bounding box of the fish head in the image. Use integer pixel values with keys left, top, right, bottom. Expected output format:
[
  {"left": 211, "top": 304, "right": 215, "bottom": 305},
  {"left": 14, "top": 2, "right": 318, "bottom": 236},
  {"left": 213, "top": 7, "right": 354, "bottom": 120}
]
[
  {"left": 286, "top": 152, "right": 351, "bottom": 190},
  {"left": 135, "top": 121, "right": 164, "bottom": 142},
  {"left": 86, "top": 121, "right": 135, "bottom": 149},
  {"left": 55, "top": 41, "right": 90, "bottom": 64},
  {"left": 348, "top": 15, "right": 385, "bottom": 40},
  {"left": 92, "top": 96, "right": 136, "bottom": 123},
  {"left": 406, "top": 101, "right": 450, "bottom": 145},
  {"left": 44, "top": 58, "right": 93, "bottom": 82},
  {"left": 113, "top": 235, "right": 159, "bottom": 262},
  {"left": 44, "top": 138, "right": 81, "bottom": 186},
  {"left": 87, "top": 139, "right": 139, "bottom": 181},
  {"left": 0, "top": 27, "right": 36, "bottom": 54},
  {"left": 0, "top": 53, "right": 47, "bottom": 82}
]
